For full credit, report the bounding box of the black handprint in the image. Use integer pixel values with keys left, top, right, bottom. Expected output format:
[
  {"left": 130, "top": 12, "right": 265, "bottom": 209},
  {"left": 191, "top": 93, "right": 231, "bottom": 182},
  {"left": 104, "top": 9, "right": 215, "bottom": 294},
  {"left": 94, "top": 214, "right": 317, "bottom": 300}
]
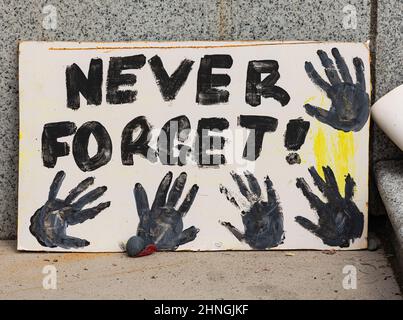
[
  {"left": 304, "top": 47, "right": 369, "bottom": 132},
  {"left": 134, "top": 171, "right": 199, "bottom": 250},
  {"left": 295, "top": 166, "right": 364, "bottom": 248},
  {"left": 30, "top": 171, "right": 110, "bottom": 249},
  {"left": 219, "top": 171, "right": 284, "bottom": 250}
]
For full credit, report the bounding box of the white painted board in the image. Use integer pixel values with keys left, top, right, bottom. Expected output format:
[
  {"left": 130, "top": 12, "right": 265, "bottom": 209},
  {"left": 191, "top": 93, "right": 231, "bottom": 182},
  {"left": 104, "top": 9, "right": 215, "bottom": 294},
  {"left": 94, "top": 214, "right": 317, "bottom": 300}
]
[{"left": 18, "top": 41, "right": 370, "bottom": 252}]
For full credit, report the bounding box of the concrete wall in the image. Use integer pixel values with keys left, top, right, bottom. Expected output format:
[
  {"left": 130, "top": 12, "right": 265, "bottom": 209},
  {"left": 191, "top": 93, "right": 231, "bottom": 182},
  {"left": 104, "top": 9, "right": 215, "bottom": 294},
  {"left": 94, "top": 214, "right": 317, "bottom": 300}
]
[{"left": 0, "top": 0, "right": 401, "bottom": 238}]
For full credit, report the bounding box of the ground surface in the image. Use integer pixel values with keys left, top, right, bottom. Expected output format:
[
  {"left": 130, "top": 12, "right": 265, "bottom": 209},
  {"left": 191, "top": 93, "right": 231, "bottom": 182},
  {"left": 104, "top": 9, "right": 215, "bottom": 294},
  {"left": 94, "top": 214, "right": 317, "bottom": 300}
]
[{"left": 0, "top": 241, "right": 401, "bottom": 300}]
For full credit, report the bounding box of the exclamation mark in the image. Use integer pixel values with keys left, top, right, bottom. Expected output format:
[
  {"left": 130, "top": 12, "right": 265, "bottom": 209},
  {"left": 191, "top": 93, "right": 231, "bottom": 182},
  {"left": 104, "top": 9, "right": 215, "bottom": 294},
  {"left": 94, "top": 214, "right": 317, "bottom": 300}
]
[{"left": 284, "top": 118, "right": 310, "bottom": 165}]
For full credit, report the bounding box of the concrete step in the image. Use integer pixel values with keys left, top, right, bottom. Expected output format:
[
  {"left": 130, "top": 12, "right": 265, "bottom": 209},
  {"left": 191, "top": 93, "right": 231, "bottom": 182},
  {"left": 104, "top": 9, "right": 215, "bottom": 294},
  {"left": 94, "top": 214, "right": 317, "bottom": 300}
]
[
  {"left": 375, "top": 160, "right": 403, "bottom": 277},
  {"left": 0, "top": 241, "right": 400, "bottom": 299}
]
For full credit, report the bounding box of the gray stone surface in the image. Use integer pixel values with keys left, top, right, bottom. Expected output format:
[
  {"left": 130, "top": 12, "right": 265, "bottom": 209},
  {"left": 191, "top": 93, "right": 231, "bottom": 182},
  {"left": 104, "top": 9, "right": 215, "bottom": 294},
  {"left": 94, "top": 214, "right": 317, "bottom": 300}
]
[
  {"left": 370, "top": 0, "right": 403, "bottom": 216},
  {"left": 375, "top": 160, "right": 403, "bottom": 248},
  {"left": 0, "top": 240, "right": 401, "bottom": 299},
  {"left": 375, "top": 160, "right": 403, "bottom": 272},
  {"left": 372, "top": 0, "right": 403, "bottom": 163},
  {"left": 366, "top": 0, "right": 403, "bottom": 271},
  {"left": 228, "top": 0, "right": 370, "bottom": 41},
  {"left": 0, "top": 0, "right": 401, "bottom": 238},
  {"left": 375, "top": 1, "right": 403, "bottom": 101}
]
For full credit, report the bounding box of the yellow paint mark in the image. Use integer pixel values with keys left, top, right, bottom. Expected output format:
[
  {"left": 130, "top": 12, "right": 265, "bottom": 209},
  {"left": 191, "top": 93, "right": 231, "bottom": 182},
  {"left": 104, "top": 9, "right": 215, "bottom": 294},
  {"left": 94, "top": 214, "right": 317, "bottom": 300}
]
[
  {"left": 19, "top": 151, "right": 26, "bottom": 168},
  {"left": 304, "top": 96, "right": 316, "bottom": 104},
  {"left": 313, "top": 125, "right": 329, "bottom": 180},
  {"left": 331, "top": 131, "right": 355, "bottom": 196},
  {"left": 312, "top": 124, "right": 355, "bottom": 197},
  {"left": 320, "top": 94, "right": 326, "bottom": 107}
]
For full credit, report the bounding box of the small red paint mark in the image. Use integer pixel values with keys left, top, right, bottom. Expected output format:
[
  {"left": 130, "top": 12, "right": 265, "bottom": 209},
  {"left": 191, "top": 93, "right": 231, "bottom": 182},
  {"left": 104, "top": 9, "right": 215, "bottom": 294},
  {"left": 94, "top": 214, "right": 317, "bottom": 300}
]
[{"left": 135, "top": 244, "right": 157, "bottom": 257}]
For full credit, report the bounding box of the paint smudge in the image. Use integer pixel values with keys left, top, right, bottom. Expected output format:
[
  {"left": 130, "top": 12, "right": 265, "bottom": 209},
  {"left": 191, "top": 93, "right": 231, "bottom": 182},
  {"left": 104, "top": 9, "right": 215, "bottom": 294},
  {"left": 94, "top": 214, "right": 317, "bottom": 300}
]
[
  {"left": 219, "top": 171, "right": 284, "bottom": 249},
  {"left": 286, "top": 152, "right": 301, "bottom": 165},
  {"left": 304, "top": 47, "right": 369, "bottom": 132},
  {"left": 295, "top": 166, "right": 364, "bottom": 247},
  {"left": 30, "top": 171, "right": 110, "bottom": 249},
  {"left": 134, "top": 171, "right": 199, "bottom": 250}
]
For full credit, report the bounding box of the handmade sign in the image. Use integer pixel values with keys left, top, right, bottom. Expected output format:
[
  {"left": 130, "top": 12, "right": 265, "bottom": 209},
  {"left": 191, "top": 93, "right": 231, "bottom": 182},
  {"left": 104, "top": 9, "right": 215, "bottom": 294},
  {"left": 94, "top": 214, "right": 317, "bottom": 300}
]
[{"left": 18, "top": 41, "right": 370, "bottom": 252}]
